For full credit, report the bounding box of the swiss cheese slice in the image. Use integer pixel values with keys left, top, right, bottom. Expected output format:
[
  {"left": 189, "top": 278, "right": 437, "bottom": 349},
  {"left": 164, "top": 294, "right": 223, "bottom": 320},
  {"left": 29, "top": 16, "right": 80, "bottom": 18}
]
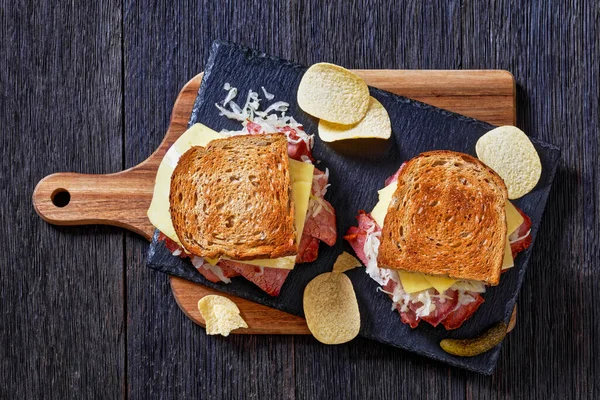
[
  {"left": 148, "top": 124, "right": 224, "bottom": 244},
  {"left": 398, "top": 271, "right": 432, "bottom": 294},
  {"left": 397, "top": 272, "right": 458, "bottom": 294},
  {"left": 147, "top": 123, "right": 313, "bottom": 270},
  {"left": 502, "top": 240, "right": 514, "bottom": 270},
  {"left": 501, "top": 200, "right": 523, "bottom": 270},
  {"left": 505, "top": 200, "right": 524, "bottom": 236},
  {"left": 423, "top": 275, "right": 458, "bottom": 294},
  {"left": 371, "top": 181, "right": 397, "bottom": 228}
]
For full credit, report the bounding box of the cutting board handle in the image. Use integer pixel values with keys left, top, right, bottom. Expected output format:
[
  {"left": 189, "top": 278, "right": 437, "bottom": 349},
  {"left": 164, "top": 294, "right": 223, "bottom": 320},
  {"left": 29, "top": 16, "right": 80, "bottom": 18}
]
[
  {"left": 32, "top": 74, "right": 200, "bottom": 242},
  {"left": 32, "top": 168, "right": 156, "bottom": 240}
]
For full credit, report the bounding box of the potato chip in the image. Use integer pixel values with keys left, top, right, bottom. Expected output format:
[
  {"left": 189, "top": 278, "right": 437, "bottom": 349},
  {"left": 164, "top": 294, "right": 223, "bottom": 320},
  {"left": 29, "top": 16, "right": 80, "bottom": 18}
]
[
  {"left": 318, "top": 97, "right": 391, "bottom": 142},
  {"left": 297, "top": 63, "right": 370, "bottom": 125},
  {"left": 303, "top": 272, "right": 361, "bottom": 344},
  {"left": 475, "top": 126, "right": 542, "bottom": 199},
  {"left": 197, "top": 295, "right": 248, "bottom": 336},
  {"left": 332, "top": 252, "right": 363, "bottom": 273}
]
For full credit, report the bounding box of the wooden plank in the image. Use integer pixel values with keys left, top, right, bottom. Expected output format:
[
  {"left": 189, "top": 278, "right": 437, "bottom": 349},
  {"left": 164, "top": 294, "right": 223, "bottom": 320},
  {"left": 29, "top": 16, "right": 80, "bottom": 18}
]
[
  {"left": 461, "top": 1, "right": 600, "bottom": 399},
  {"left": 5, "top": 0, "right": 597, "bottom": 399},
  {"left": 0, "top": 1, "right": 124, "bottom": 399}
]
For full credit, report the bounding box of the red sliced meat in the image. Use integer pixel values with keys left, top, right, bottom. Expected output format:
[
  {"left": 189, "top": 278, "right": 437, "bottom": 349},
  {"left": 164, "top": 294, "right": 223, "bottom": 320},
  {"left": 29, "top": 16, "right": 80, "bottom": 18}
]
[
  {"left": 195, "top": 268, "right": 221, "bottom": 283},
  {"left": 510, "top": 206, "right": 532, "bottom": 258},
  {"left": 287, "top": 141, "right": 312, "bottom": 162},
  {"left": 383, "top": 280, "right": 420, "bottom": 328},
  {"left": 296, "top": 167, "right": 337, "bottom": 263},
  {"left": 441, "top": 293, "right": 485, "bottom": 330},
  {"left": 158, "top": 232, "right": 187, "bottom": 258},
  {"left": 420, "top": 290, "right": 460, "bottom": 327},
  {"left": 195, "top": 263, "right": 239, "bottom": 283},
  {"left": 281, "top": 126, "right": 314, "bottom": 162},
  {"left": 344, "top": 226, "right": 368, "bottom": 266},
  {"left": 384, "top": 162, "right": 407, "bottom": 186},
  {"left": 296, "top": 235, "right": 320, "bottom": 263},
  {"left": 303, "top": 168, "right": 336, "bottom": 246},
  {"left": 245, "top": 121, "right": 264, "bottom": 135},
  {"left": 303, "top": 198, "right": 336, "bottom": 246},
  {"left": 194, "top": 258, "right": 240, "bottom": 283},
  {"left": 219, "top": 260, "right": 290, "bottom": 296},
  {"left": 344, "top": 211, "right": 380, "bottom": 266},
  {"left": 311, "top": 168, "right": 329, "bottom": 196},
  {"left": 399, "top": 305, "right": 421, "bottom": 328}
]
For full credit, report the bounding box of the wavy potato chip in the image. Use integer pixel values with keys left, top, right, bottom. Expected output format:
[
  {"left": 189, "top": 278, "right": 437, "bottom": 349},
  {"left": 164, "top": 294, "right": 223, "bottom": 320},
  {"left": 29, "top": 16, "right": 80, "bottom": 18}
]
[
  {"left": 318, "top": 97, "right": 391, "bottom": 142},
  {"left": 476, "top": 126, "right": 542, "bottom": 199},
  {"left": 297, "top": 63, "right": 370, "bottom": 125},
  {"left": 198, "top": 295, "right": 248, "bottom": 336},
  {"left": 332, "top": 252, "right": 363, "bottom": 273},
  {"left": 303, "top": 272, "right": 361, "bottom": 344}
]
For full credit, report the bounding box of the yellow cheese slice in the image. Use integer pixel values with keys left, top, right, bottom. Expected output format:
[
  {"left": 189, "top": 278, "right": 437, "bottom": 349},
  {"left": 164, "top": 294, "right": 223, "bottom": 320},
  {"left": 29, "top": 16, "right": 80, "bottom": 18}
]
[
  {"left": 505, "top": 200, "right": 524, "bottom": 236},
  {"left": 205, "top": 257, "right": 219, "bottom": 266},
  {"left": 501, "top": 201, "right": 522, "bottom": 270},
  {"left": 147, "top": 123, "right": 314, "bottom": 270},
  {"left": 398, "top": 271, "right": 432, "bottom": 294},
  {"left": 423, "top": 275, "right": 457, "bottom": 294},
  {"left": 371, "top": 181, "right": 398, "bottom": 228},
  {"left": 501, "top": 239, "right": 514, "bottom": 270},
  {"left": 148, "top": 123, "right": 224, "bottom": 244}
]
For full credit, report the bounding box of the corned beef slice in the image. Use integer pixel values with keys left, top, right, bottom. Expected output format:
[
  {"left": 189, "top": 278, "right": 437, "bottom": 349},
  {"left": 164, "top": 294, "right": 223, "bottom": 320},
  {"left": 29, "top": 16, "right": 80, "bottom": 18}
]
[{"left": 219, "top": 260, "right": 290, "bottom": 296}]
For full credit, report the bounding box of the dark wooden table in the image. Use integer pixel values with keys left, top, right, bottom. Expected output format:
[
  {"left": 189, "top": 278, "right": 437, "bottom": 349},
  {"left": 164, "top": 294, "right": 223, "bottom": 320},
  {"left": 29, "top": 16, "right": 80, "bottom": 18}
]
[{"left": 2, "top": 1, "right": 599, "bottom": 398}]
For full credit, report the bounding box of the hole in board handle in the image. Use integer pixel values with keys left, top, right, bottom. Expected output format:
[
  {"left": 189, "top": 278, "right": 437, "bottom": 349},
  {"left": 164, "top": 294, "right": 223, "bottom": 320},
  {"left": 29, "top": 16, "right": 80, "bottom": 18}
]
[{"left": 51, "top": 188, "right": 70, "bottom": 208}]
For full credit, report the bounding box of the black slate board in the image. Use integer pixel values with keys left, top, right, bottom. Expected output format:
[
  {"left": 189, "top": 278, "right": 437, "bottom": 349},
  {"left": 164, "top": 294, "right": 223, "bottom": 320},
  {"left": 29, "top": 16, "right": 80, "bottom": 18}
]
[{"left": 147, "top": 40, "right": 560, "bottom": 374}]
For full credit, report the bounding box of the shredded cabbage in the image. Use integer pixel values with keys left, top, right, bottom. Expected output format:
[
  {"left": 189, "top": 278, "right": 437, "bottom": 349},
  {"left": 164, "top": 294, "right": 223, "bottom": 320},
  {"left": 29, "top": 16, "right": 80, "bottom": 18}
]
[
  {"left": 509, "top": 228, "right": 531, "bottom": 244},
  {"left": 261, "top": 86, "right": 274, "bottom": 100},
  {"left": 191, "top": 256, "right": 231, "bottom": 284},
  {"left": 215, "top": 84, "right": 314, "bottom": 152}
]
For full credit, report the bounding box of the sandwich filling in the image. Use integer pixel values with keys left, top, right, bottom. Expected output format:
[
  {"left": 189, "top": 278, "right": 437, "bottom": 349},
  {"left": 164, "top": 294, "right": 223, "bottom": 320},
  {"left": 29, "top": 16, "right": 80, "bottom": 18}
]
[{"left": 345, "top": 163, "right": 532, "bottom": 329}]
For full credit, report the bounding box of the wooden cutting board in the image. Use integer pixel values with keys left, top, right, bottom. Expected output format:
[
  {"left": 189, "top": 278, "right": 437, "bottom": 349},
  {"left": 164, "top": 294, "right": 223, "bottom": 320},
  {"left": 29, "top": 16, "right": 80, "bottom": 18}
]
[{"left": 33, "top": 70, "right": 516, "bottom": 334}]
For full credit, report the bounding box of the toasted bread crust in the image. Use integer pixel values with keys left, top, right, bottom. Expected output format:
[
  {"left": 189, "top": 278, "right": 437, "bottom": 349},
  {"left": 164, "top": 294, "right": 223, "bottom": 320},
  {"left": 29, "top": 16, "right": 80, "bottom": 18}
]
[
  {"left": 169, "top": 134, "right": 297, "bottom": 260},
  {"left": 377, "top": 151, "right": 508, "bottom": 285}
]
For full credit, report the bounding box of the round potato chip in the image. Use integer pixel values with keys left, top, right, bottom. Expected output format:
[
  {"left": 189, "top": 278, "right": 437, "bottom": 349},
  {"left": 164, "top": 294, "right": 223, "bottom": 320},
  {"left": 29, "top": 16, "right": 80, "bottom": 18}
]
[
  {"left": 475, "top": 126, "right": 542, "bottom": 199},
  {"left": 198, "top": 295, "right": 248, "bottom": 336},
  {"left": 303, "top": 272, "right": 361, "bottom": 344},
  {"left": 297, "top": 63, "right": 370, "bottom": 125},
  {"left": 318, "top": 97, "right": 391, "bottom": 142}
]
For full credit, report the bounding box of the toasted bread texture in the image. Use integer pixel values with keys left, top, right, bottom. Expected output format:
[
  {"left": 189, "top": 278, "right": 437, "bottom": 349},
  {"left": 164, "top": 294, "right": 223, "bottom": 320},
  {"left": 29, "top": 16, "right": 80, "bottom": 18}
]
[
  {"left": 169, "top": 133, "right": 297, "bottom": 260},
  {"left": 377, "top": 151, "right": 508, "bottom": 285}
]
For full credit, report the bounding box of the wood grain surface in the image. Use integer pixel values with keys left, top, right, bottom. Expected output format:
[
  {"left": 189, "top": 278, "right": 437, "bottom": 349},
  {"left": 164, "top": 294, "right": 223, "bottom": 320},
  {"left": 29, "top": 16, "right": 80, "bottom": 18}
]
[
  {"left": 2, "top": 0, "right": 599, "bottom": 399},
  {"left": 32, "top": 69, "right": 515, "bottom": 334}
]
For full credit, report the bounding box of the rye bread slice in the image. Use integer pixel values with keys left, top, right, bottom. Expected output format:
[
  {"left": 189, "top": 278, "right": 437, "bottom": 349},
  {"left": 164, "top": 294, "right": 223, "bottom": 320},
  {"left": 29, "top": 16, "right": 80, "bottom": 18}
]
[
  {"left": 377, "top": 151, "right": 508, "bottom": 285},
  {"left": 169, "top": 133, "right": 297, "bottom": 260}
]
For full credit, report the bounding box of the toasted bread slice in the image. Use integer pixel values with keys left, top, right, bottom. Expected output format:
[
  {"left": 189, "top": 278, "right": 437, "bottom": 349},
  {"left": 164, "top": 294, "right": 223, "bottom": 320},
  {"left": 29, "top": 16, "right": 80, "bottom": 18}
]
[
  {"left": 169, "top": 133, "right": 297, "bottom": 260},
  {"left": 377, "top": 151, "right": 508, "bottom": 285}
]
